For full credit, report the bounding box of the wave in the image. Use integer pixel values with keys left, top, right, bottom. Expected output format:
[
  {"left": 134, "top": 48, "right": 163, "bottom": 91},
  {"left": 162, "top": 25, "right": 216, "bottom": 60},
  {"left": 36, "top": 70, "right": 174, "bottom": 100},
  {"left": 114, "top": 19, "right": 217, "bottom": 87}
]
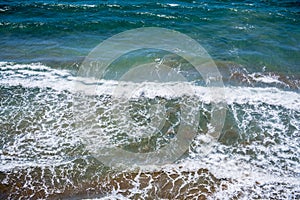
[
  {"left": 0, "top": 62, "right": 299, "bottom": 109},
  {"left": 0, "top": 62, "right": 299, "bottom": 199}
]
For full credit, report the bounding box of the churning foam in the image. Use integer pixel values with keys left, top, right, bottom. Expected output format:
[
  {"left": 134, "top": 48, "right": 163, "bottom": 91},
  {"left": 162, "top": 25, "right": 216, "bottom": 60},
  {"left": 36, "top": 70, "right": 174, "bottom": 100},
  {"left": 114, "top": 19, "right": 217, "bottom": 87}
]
[{"left": 0, "top": 62, "right": 299, "bottom": 110}]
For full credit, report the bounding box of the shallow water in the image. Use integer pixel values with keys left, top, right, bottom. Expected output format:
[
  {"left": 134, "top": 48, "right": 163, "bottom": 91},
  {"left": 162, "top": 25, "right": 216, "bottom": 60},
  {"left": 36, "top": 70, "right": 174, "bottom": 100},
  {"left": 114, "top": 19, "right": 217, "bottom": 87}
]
[{"left": 0, "top": 0, "right": 300, "bottom": 199}]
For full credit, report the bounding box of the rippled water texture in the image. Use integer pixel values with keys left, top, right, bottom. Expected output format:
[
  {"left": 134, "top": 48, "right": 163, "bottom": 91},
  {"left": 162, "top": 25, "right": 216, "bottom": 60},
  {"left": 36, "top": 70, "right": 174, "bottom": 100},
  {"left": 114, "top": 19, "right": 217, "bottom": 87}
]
[{"left": 0, "top": 0, "right": 299, "bottom": 199}]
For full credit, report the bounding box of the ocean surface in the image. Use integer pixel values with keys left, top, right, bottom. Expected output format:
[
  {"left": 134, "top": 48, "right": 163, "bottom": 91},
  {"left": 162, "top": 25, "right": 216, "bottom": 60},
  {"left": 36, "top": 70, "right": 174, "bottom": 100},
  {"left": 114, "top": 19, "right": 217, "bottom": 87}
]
[{"left": 0, "top": 0, "right": 299, "bottom": 199}]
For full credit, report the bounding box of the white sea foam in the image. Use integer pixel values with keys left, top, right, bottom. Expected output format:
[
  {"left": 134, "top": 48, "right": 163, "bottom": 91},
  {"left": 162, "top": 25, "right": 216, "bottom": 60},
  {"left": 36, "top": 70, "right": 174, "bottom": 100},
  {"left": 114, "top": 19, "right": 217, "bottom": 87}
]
[
  {"left": 1, "top": 63, "right": 299, "bottom": 198},
  {"left": 167, "top": 3, "right": 180, "bottom": 7},
  {"left": 249, "top": 72, "right": 285, "bottom": 84},
  {"left": 0, "top": 63, "right": 299, "bottom": 111}
]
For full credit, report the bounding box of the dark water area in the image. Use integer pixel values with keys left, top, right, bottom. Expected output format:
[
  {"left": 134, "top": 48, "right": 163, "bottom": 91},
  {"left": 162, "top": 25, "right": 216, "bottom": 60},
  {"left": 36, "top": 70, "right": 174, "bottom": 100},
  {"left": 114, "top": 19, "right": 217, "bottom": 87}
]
[
  {"left": 0, "top": 0, "right": 300, "bottom": 199},
  {"left": 1, "top": 0, "right": 299, "bottom": 73}
]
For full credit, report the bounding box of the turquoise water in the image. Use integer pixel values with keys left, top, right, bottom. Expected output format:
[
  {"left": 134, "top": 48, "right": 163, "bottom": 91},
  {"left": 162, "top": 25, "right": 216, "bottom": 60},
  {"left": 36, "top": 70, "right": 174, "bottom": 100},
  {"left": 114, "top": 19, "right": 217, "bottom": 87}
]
[
  {"left": 1, "top": 1, "right": 299, "bottom": 73},
  {"left": 0, "top": 0, "right": 300, "bottom": 199}
]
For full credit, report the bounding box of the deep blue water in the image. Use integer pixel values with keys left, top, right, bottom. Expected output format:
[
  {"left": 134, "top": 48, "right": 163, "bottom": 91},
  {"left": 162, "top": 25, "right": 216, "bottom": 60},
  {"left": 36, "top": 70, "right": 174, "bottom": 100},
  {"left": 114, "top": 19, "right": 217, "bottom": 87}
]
[{"left": 1, "top": 0, "right": 299, "bottom": 73}]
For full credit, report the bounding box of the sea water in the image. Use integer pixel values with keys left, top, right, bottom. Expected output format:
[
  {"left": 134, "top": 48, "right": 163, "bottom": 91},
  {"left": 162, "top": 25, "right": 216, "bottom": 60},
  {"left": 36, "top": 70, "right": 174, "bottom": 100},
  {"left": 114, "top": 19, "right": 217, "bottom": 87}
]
[{"left": 0, "top": 1, "right": 299, "bottom": 199}]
